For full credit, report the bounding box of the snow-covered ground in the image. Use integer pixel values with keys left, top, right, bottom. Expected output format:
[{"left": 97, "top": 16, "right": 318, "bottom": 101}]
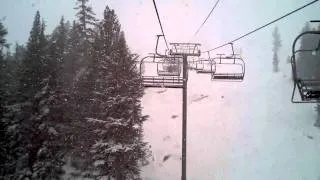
[{"left": 141, "top": 48, "right": 320, "bottom": 179}]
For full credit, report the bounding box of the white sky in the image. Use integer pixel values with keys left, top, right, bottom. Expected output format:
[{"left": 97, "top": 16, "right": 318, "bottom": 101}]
[{"left": 0, "top": 0, "right": 319, "bottom": 56}]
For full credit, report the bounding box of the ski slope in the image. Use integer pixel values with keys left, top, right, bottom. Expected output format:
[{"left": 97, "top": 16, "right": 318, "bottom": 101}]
[{"left": 141, "top": 48, "right": 320, "bottom": 180}]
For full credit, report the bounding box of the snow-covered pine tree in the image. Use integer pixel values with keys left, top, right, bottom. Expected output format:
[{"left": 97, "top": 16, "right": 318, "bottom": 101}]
[
  {"left": 0, "top": 20, "right": 9, "bottom": 178},
  {"left": 0, "top": 20, "right": 8, "bottom": 105},
  {"left": 48, "top": 16, "right": 69, "bottom": 88},
  {"left": 0, "top": 11, "right": 66, "bottom": 179},
  {"left": 108, "top": 31, "right": 147, "bottom": 180},
  {"left": 47, "top": 16, "right": 71, "bottom": 128},
  {"left": 85, "top": 6, "right": 148, "bottom": 179},
  {"left": 64, "top": 21, "right": 82, "bottom": 87},
  {"left": 74, "top": 0, "right": 97, "bottom": 56},
  {"left": 0, "top": 21, "right": 13, "bottom": 108},
  {"left": 0, "top": 25, "right": 28, "bottom": 179},
  {"left": 19, "top": 11, "right": 47, "bottom": 100},
  {"left": 272, "top": 26, "right": 281, "bottom": 73},
  {"left": 14, "top": 43, "right": 26, "bottom": 62},
  {"left": 71, "top": 0, "right": 98, "bottom": 132},
  {"left": 63, "top": 0, "right": 100, "bottom": 174},
  {"left": 0, "top": 20, "right": 8, "bottom": 59}
]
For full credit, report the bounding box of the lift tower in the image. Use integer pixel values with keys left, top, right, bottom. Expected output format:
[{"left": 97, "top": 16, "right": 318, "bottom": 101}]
[
  {"left": 140, "top": 37, "right": 201, "bottom": 180},
  {"left": 169, "top": 43, "right": 201, "bottom": 180}
]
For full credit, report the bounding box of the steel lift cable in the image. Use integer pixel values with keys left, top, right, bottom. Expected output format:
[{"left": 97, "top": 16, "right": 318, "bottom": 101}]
[
  {"left": 203, "top": 0, "right": 319, "bottom": 53},
  {"left": 192, "top": 0, "right": 220, "bottom": 37},
  {"left": 152, "top": 0, "right": 169, "bottom": 50}
]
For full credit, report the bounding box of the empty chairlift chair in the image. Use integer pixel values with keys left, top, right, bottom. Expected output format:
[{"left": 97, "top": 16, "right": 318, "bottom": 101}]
[
  {"left": 291, "top": 30, "right": 320, "bottom": 103},
  {"left": 211, "top": 53, "right": 245, "bottom": 81},
  {"left": 195, "top": 59, "right": 216, "bottom": 74},
  {"left": 140, "top": 55, "right": 184, "bottom": 88}
]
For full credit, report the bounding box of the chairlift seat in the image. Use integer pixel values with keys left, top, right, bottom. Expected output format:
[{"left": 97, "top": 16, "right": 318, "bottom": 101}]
[
  {"left": 157, "top": 61, "right": 181, "bottom": 76},
  {"left": 142, "top": 76, "right": 184, "bottom": 88}
]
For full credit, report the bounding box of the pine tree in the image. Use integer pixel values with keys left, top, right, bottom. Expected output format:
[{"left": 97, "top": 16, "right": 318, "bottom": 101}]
[
  {"left": 0, "top": 25, "right": 29, "bottom": 179},
  {"left": 14, "top": 43, "right": 26, "bottom": 62},
  {"left": 0, "top": 20, "right": 8, "bottom": 100},
  {"left": 61, "top": 1, "right": 100, "bottom": 173},
  {"left": 64, "top": 21, "right": 82, "bottom": 87},
  {"left": 108, "top": 31, "right": 147, "bottom": 180},
  {"left": 74, "top": 0, "right": 97, "bottom": 54},
  {"left": 0, "top": 20, "right": 8, "bottom": 59},
  {"left": 272, "top": 26, "right": 281, "bottom": 73},
  {"left": 85, "top": 6, "right": 147, "bottom": 179},
  {"left": 0, "top": 20, "right": 9, "bottom": 178},
  {"left": 19, "top": 11, "right": 48, "bottom": 99},
  {"left": 0, "top": 11, "right": 65, "bottom": 179},
  {"left": 48, "top": 16, "right": 68, "bottom": 86},
  {"left": 1, "top": 4, "right": 149, "bottom": 179}
]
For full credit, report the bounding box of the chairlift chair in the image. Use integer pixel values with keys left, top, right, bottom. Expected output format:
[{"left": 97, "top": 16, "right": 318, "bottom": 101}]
[
  {"left": 211, "top": 53, "right": 245, "bottom": 81},
  {"left": 291, "top": 30, "right": 320, "bottom": 103},
  {"left": 195, "top": 59, "right": 216, "bottom": 74},
  {"left": 140, "top": 55, "right": 184, "bottom": 88}
]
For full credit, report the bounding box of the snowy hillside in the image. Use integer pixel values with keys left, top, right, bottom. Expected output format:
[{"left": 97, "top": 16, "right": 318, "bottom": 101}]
[{"left": 141, "top": 46, "right": 320, "bottom": 180}]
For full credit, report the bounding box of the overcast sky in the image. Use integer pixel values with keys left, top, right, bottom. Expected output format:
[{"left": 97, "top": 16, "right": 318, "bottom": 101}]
[{"left": 1, "top": 0, "right": 319, "bottom": 56}]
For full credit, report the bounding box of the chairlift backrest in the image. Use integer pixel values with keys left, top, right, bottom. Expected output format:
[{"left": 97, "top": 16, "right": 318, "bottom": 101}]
[
  {"left": 139, "top": 55, "right": 184, "bottom": 88},
  {"left": 291, "top": 30, "right": 320, "bottom": 103},
  {"left": 157, "top": 56, "right": 182, "bottom": 76},
  {"left": 195, "top": 59, "right": 216, "bottom": 73}
]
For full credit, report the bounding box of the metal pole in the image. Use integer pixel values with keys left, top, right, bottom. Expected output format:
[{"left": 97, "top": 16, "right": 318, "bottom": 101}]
[{"left": 182, "top": 55, "right": 188, "bottom": 180}]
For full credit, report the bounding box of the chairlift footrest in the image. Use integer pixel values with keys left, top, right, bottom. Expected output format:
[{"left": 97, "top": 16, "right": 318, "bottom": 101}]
[{"left": 142, "top": 76, "right": 184, "bottom": 88}]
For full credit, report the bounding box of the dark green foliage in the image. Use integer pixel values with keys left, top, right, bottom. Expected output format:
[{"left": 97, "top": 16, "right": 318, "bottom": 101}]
[
  {"left": 0, "top": 20, "right": 8, "bottom": 99},
  {"left": 19, "top": 11, "right": 48, "bottom": 100},
  {"left": 73, "top": 6, "right": 147, "bottom": 179},
  {"left": 14, "top": 43, "right": 26, "bottom": 62},
  {"left": 48, "top": 16, "right": 69, "bottom": 87},
  {"left": 74, "top": 0, "right": 97, "bottom": 55},
  {"left": 0, "top": 20, "right": 8, "bottom": 58},
  {"left": 1, "top": 3, "right": 148, "bottom": 179},
  {"left": 0, "top": 32, "right": 22, "bottom": 178},
  {"left": 0, "top": 11, "right": 65, "bottom": 179}
]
